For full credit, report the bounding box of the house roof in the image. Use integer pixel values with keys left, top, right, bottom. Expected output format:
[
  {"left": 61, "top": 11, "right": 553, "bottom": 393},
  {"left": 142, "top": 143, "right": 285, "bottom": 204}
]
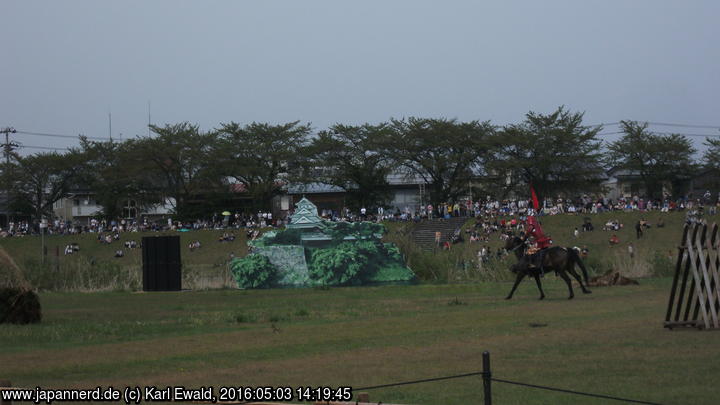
[{"left": 287, "top": 182, "right": 345, "bottom": 194}]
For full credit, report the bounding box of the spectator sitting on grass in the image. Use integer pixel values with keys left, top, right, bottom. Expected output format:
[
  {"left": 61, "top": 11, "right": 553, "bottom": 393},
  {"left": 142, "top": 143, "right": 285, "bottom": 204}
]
[
  {"left": 609, "top": 234, "right": 620, "bottom": 246},
  {"left": 218, "top": 232, "right": 236, "bottom": 242},
  {"left": 114, "top": 249, "right": 124, "bottom": 258}
]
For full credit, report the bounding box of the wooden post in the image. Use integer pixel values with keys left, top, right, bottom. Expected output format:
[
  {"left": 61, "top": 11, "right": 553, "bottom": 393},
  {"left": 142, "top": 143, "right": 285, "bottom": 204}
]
[
  {"left": 665, "top": 226, "right": 689, "bottom": 322},
  {"left": 0, "top": 379, "right": 12, "bottom": 405},
  {"left": 687, "top": 232, "right": 711, "bottom": 329},
  {"left": 482, "top": 351, "right": 492, "bottom": 405},
  {"left": 696, "top": 234, "right": 719, "bottom": 327}
]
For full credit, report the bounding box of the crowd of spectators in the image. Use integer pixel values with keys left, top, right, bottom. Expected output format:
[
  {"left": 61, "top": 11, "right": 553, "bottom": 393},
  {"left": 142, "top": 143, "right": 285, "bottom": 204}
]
[{"left": 1, "top": 191, "right": 718, "bottom": 240}]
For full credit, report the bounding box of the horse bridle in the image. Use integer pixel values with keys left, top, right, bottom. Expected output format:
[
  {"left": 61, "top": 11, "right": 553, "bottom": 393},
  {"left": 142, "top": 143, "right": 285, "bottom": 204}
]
[{"left": 507, "top": 238, "right": 527, "bottom": 253}]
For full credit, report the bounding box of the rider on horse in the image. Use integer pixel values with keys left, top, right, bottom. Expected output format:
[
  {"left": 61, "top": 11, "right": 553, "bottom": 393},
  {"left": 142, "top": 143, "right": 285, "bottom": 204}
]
[{"left": 525, "top": 206, "right": 552, "bottom": 274}]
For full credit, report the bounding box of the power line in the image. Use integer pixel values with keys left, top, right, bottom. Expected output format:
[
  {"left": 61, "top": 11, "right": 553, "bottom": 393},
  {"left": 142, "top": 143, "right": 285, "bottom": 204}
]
[
  {"left": 19, "top": 145, "right": 70, "bottom": 151},
  {"left": 652, "top": 131, "right": 720, "bottom": 138},
  {"left": 597, "top": 131, "right": 720, "bottom": 138},
  {"left": 643, "top": 121, "right": 720, "bottom": 130},
  {"left": 15, "top": 130, "right": 110, "bottom": 141},
  {"left": 590, "top": 121, "right": 720, "bottom": 130}
]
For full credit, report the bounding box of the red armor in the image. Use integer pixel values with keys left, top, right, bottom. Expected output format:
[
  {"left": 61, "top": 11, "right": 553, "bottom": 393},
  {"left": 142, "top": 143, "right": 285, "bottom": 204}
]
[{"left": 526, "top": 216, "right": 551, "bottom": 249}]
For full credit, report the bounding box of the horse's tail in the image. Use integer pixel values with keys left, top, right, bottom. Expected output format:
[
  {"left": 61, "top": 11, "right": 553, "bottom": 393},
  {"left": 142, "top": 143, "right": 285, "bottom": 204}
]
[{"left": 569, "top": 248, "right": 590, "bottom": 284}]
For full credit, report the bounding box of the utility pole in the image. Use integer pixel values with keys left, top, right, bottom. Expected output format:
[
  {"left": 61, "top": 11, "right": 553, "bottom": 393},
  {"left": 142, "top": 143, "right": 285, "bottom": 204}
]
[
  {"left": 1, "top": 127, "right": 18, "bottom": 228},
  {"left": 1, "top": 127, "right": 17, "bottom": 165}
]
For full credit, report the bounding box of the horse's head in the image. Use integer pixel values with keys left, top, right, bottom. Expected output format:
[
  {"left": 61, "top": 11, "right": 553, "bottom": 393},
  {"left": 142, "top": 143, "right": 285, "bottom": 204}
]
[
  {"left": 503, "top": 235, "right": 518, "bottom": 250},
  {"left": 504, "top": 236, "right": 525, "bottom": 259}
]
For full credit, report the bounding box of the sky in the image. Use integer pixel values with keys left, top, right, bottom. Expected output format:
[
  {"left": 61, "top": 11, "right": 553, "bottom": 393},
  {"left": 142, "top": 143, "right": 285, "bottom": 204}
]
[{"left": 1, "top": 1, "right": 719, "bottom": 154}]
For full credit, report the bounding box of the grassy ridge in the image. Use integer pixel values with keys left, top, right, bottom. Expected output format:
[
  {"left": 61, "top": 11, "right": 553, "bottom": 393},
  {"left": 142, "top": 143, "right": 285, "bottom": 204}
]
[
  {"left": 1, "top": 280, "right": 719, "bottom": 404},
  {"left": 0, "top": 210, "right": 711, "bottom": 290},
  {"left": 386, "top": 210, "right": 701, "bottom": 283},
  {"left": 0, "top": 229, "right": 247, "bottom": 290}
]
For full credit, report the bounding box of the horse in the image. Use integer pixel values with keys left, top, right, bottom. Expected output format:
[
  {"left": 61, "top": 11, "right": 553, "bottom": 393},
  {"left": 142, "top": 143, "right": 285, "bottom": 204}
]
[{"left": 504, "top": 236, "right": 592, "bottom": 300}]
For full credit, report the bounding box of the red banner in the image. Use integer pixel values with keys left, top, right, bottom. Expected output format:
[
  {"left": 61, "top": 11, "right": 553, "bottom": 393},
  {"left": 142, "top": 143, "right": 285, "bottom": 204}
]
[{"left": 530, "top": 185, "right": 540, "bottom": 211}]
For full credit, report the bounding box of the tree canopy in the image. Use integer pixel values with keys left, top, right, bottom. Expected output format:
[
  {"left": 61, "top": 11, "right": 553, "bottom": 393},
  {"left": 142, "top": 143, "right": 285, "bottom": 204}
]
[
  {"left": 216, "top": 121, "right": 312, "bottom": 210},
  {"left": 486, "top": 106, "right": 604, "bottom": 200},
  {"left": 308, "top": 123, "right": 393, "bottom": 211},
  {"left": 606, "top": 121, "right": 696, "bottom": 198},
  {"left": 10, "top": 151, "right": 83, "bottom": 221},
  {"left": 380, "top": 117, "right": 494, "bottom": 203}
]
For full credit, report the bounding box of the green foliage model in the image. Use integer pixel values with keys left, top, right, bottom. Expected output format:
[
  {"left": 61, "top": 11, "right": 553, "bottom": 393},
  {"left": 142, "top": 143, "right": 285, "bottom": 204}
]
[
  {"left": 233, "top": 220, "right": 413, "bottom": 289},
  {"left": 309, "top": 242, "right": 369, "bottom": 285},
  {"left": 230, "top": 254, "right": 279, "bottom": 289}
]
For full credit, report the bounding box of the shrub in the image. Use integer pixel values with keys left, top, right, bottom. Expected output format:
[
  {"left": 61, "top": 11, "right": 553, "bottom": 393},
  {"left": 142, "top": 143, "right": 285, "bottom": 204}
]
[
  {"left": 326, "top": 221, "right": 386, "bottom": 243},
  {"left": 309, "top": 242, "right": 370, "bottom": 285},
  {"left": 262, "top": 228, "right": 303, "bottom": 245},
  {"left": 0, "top": 288, "right": 42, "bottom": 324},
  {"left": 650, "top": 251, "right": 675, "bottom": 277},
  {"left": 230, "top": 254, "right": 279, "bottom": 289}
]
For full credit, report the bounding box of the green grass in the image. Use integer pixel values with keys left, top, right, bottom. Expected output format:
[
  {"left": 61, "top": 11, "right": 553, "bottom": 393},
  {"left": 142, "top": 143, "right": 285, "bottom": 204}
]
[{"left": 1, "top": 280, "right": 718, "bottom": 404}]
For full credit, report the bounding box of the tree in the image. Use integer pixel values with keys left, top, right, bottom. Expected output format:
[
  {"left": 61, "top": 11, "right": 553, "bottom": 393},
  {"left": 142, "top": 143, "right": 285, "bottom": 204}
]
[
  {"left": 486, "top": 106, "right": 604, "bottom": 200},
  {"left": 11, "top": 151, "right": 83, "bottom": 222},
  {"left": 702, "top": 137, "right": 720, "bottom": 170},
  {"left": 215, "top": 121, "right": 312, "bottom": 210},
  {"left": 74, "top": 137, "right": 159, "bottom": 220},
  {"left": 380, "top": 117, "right": 494, "bottom": 204},
  {"left": 308, "top": 123, "right": 393, "bottom": 211},
  {"left": 606, "top": 121, "right": 697, "bottom": 198},
  {"left": 131, "top": 123, "right": 222, "bottom": 220}
]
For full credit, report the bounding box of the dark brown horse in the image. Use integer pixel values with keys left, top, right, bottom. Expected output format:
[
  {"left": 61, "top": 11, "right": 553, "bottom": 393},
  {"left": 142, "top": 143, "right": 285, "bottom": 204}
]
[{"left": 504, "top": 236, "right": 592, "bottom": 300}]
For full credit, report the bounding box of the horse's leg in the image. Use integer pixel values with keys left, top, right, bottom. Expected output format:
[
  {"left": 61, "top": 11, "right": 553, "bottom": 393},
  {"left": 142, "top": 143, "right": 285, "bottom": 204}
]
[
  {"left": 533, "top": 274, "right": 545, "bottom": 300},
  {"left": 506, "top": 272, "right": 526, "bottom": 300},
  {"left": 567, "top": 264, "right": 592, "bottom": 294},
  {"left": 557, "top": 270, "right": 575, "bottom": 299},
  {"left": 569, "top": 248, "right": 592, "bottom": 286}
]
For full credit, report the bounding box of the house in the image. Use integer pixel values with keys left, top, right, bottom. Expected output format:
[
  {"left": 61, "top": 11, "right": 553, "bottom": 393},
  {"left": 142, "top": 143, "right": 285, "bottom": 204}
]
[
  {"left": 53, "top": 190, "right": 175, "bottom": 224},
  {"left": 687, "top": 168, "right": 720, "bottom": 199},
  {"left": 601, "top": 168, "right": 647, "bottom": 200},
  {"left": 284, "top": 171, "right": 431, "bottom": 218}
]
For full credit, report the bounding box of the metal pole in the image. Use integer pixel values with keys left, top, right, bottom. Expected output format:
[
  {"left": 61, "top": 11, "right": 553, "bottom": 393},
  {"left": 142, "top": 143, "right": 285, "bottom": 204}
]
[
  {"left": 41, "top": 225, "right": 45, "bottom": 264},
  {"left": 483, "top": 351, "right": 492, "bottom": 405}
]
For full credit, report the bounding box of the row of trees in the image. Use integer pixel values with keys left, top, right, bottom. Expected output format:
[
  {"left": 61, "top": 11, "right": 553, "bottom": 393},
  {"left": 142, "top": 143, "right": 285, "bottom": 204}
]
[{"left": 1, "top": 107, "right": 717, "bottom": 222}]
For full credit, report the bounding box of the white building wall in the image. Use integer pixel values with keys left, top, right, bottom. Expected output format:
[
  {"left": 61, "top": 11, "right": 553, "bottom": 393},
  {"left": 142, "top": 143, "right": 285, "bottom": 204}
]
[{"left": 388, "top": 189, "right": 421, "bottom": 213}]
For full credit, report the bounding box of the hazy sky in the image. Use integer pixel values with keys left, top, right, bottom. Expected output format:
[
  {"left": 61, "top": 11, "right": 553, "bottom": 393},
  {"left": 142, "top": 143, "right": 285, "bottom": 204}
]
[{"left": 2, "top": 1, "right": 719, "bottom": 153}]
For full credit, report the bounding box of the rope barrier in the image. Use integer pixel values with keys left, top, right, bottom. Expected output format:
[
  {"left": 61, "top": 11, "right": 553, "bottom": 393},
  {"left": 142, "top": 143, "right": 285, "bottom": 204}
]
[
  {"left": 354, "top": 371, "right": 485, "bottom": 391},
  {"left": 490, "top": 377, "right": 667, "bottom": 405},
  {"left": 0, "top": 371, "right": 673, "bottom": 405},
  {"left": 347, "top": 371, "right": 669, "bottom": 405}
]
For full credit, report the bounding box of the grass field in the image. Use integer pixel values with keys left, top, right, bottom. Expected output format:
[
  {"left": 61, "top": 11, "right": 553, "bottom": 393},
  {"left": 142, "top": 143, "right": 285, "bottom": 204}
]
[
  {"left": 2, "top": 211, "right": 719, "bottom": 404},
  {"left": 2, "top": 280, "right": 719, "bottom": 404}
]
